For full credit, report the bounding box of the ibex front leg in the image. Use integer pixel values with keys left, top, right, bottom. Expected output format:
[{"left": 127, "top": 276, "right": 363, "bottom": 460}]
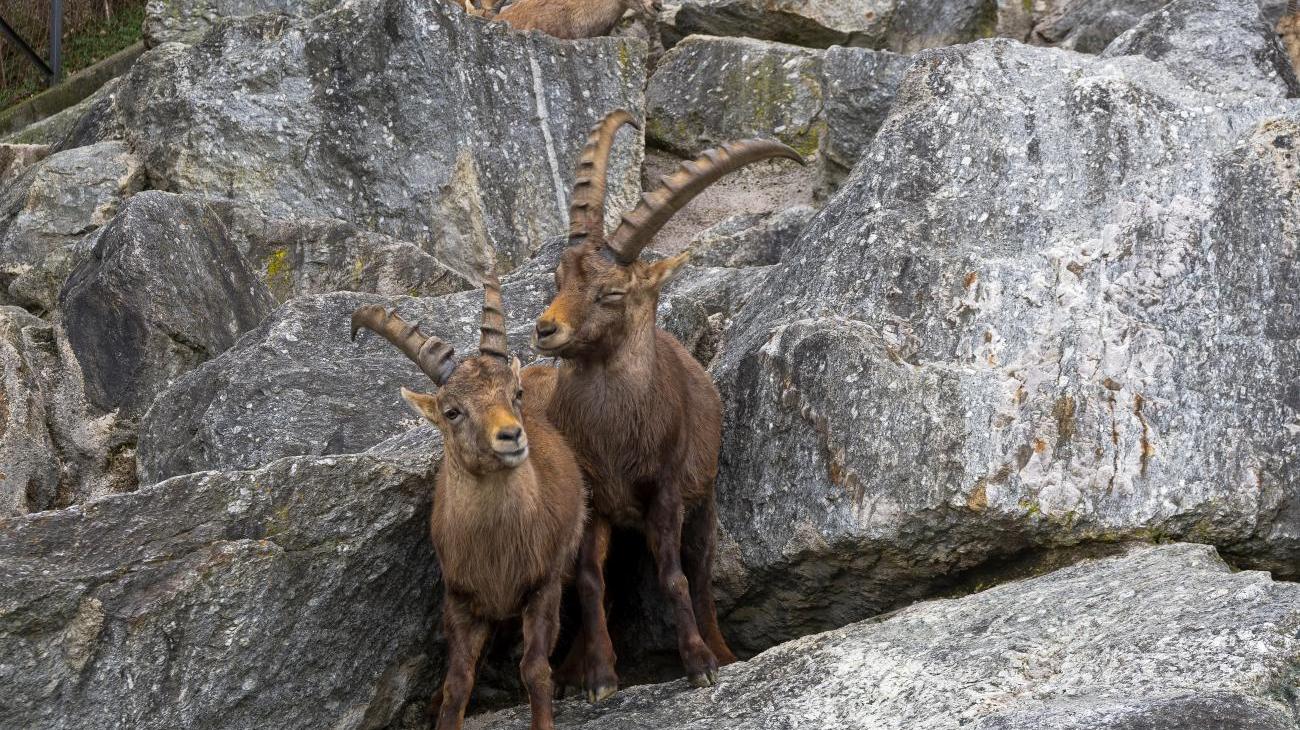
[
  {"left": 435, "top": 596, "right": 491, "bottom": 730},
  {"left": 520, "top": 577, "right": 562, "bottom": 730},
  {"left": 647, "top": 477, "right": 718, "bottom": 687},
  {"left": 574, "top": 514, "right": 619, "bottom": 702}
]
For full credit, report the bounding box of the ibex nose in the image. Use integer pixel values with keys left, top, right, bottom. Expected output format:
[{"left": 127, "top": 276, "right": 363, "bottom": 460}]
[
  {"left": 496, "top": 425, "right": 523, "bottom": 444},
  {"left": 536, "top": 321, "right": 558, "bottom": 339}
]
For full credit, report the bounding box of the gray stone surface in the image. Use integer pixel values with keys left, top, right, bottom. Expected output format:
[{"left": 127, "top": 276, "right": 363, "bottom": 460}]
[
  {"left": 213, "top": 205, "right": 476, "bottom": 302},
  {"left": 818, "top": 46, "right": 912, "bottom": 191},
  {"left": 144, "top": 0, "right": 340, "bottom": 46},
  {"left": 60, "top": 192, "right": 274, "bottom": 421},
  {"left": 0, "top": 307, "right": 61, "bottom": 517},
  {"left": 645, "top": 36, "right": 908, "bottom": 192},
  {"left": 687, "top": 205, "right": 815, "bottom": 268},
  {"left": 696, "top": 0, "right": 1300, "bottom": 656},
  {"left": 672, "top": 0, "right": 998, "bottom": 51},
  {"left": 0, "top": 141, "right": 143, "bottom": 313},
  {"left": 0, "top": 144, "right": 49, "bottom": 184},
  {"left": 647, "top": 35, "right": 824, "bottom": 158},
  {"left": 0, "top": 446, "right": 441, "bottom": 730},
  {"left": 467, "top": 544, "right": 1300, "bottom": 730},
  {"left": 118, "top": 0, "right": 647, "bottom": 277},
  {"left": 1032, "top": 0, "right": 1293, "bottom": 53}
]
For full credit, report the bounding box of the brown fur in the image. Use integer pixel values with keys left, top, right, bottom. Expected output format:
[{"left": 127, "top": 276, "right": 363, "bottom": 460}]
[
  {"left": 491, "top": 0, "right": 660, "bottom": 39},
  {"left": 532, "top": 112, "right": 802, "bottom": 701},
  {"left": 354, "top": 299, "right": 584, "bottom": 730}
]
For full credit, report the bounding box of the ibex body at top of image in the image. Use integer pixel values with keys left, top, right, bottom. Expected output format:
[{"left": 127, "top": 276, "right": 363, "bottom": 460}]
[
  {"left": 464, "top": 0, "right": 661, "bottom": 39},
  {"left": 351, "top": 278, "right": 585, "bottom": 730},
  {"left": 535, "top": 110, "right": 805, "bottom": 699}
]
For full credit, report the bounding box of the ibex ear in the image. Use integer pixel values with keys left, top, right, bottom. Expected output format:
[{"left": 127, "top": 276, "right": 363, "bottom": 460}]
[
  {"left": 400, "top": 387, "right": 440, "bottom": 423},
  {"left": 510, "top": 356, "right": 522, "bottom": 380},
  {"left": 641, "top": 252, "right": 690, "bottom": 291}
]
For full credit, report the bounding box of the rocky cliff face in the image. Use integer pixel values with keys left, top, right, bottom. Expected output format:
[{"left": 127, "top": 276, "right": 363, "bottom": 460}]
[{"left": 0, "top": 0, "right": 1296, "bottom": 727}]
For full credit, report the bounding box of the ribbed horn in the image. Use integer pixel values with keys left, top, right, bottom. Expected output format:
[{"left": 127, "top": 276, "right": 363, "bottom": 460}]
[
  {"left": 568, "top": 110, "right": 640, "bottom": 249},
  {"left": 351, "top": 305, "right": 457, "bottom": 386},
  {"left": 605, "top": 139, "right": 805, "bottom": 265},
  {"left": 479, "top": 272, "right": 509, "bottom": 361}
]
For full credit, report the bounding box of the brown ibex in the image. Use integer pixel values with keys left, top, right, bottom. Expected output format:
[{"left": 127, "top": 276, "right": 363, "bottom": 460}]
[
  {"left": 351, "top": 276, "right": 585, "bottom": 730},
  {"left": 483, "top": 0, "right": 662, "bottom": 40},
  {"left": 534, "top": 110, "right": 804, "bottom": 699}
]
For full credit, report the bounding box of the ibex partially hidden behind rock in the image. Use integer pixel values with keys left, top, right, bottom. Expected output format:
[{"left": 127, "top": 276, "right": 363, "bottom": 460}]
[
  {"left": 351, "top": 277, "right": 584, "bottom": 730},
  {"left": 469, "top": 0, "right": 661, "bottom": 40},
  {"left": 535, "top": 111, "right": 804, "bottom": 699}
]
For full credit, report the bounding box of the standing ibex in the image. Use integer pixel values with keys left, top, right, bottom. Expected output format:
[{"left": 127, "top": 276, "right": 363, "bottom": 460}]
[
  {"left": 470, "top": 0, "right": 662, "bottom": 40},
  {"left": 535, "top": 111, "right": 804, "bottom": 699},
  {"left": 352, "top": 277, "right": 585, "bottom": 730}
]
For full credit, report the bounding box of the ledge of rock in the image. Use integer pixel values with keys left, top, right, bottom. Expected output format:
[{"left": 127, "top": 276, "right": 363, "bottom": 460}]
[{"left": 467, "top": 543, "right": 1300, "bottom": 729}]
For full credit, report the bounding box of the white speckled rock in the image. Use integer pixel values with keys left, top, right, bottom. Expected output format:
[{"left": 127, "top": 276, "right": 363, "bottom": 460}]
[
  {"left": 0, "top": 446, "right": 441, "bottom": 729},
  {"left": 699, "top": 0, "right": 1300, "bottom": 654},
  {"left": 467, "top": 543, "right": 1300, "bottom": 729},
  {"left": 119, "top": 0, "right": 646, "bottom": 277}
]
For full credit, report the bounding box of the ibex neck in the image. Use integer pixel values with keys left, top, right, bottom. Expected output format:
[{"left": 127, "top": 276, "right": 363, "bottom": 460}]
[
  {"left": 443, "top": 451, "right": 540, "bottom": 503},
  {"left": 584, "top": 311, "right": 659, "bottom": 381}
]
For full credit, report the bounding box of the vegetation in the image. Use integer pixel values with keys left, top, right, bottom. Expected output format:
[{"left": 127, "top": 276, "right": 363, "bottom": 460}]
[{"left": 0, "top": 0, "right": 144, "bottom": 111}]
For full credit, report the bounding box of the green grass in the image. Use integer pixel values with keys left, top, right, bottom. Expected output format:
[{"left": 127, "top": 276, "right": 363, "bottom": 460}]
[{"left": 0, "top": 1, "right": 145, "bottom": 111}]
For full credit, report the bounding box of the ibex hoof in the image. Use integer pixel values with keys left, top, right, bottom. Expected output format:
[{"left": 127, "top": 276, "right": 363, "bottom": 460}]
[
  {"left": 585, "top": 683, "right": 618, "bottom": 704},
  {"left": 687, "top": 668, "right": 718, "bottom": 688}
]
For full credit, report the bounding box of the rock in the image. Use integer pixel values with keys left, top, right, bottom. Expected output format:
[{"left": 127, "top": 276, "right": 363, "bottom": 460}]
[
  {"left": 135, "top": 273, "right": 554, "bottom": 484},
  {"left": 817, "top": 46, "right": 912, "bottom": 191},
  {"left": 687, "top": 205, "right": 815, "bottom": 268},
  {"left": 60, "top": 192, "right": 274, "bottom": 422},
  {"left": 0, "top": 144, "right": 49, "bottom": 184},
  {"left": 672, "top": 0, "right": 998, "bottom": 51},
  {"left": 211, "top": 204, "right": 476, "bottom": 302},
  {"left": 0, "top": 141, "right": 143, "bottom": 312},
  {"left": 641, "top": 150, "right": 816, "bottom": 255},
  {"left": 645, "top": 36, "right": 908, "bottom": 195},
  {"left": 118, "top": 0, "right": 647, "bottom": 277},
  {"left": 0, "top": 446, "right": 441, "bottom": 729},
  {"left": 1028, "top": 0, "right": 1294, "bottom": 53},
  {"left": 144, "top": 0, "right": 340, "bottom": 46},
  {"left": 0, "top": 308, "right": 62, "bottom": 517},
  {"left": 0, "top": 79, "right": 124, "bottom": 149},
  {"left": 467, "top": 544, "right": 1300, "bottom": 730},
  {"left": 647, "top": 36, "right": 825, "bottom": 159},
  {"left": 699, "top": 0, "right": 1300, "bottom": 655}
]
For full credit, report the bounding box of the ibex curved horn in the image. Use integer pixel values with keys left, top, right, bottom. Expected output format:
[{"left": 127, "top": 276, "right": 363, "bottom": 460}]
[
  {"left": 479, "top": 272, "right": 509, "bottom": 361},
  {"left": 568, "top": 109, "right": 640, "bottom": 249},
  {"left": 352, "top": 305, "right": 457, "bottom": 385},
  {"left": 605, "top": 139, "right": 805, "bottom": 265}
]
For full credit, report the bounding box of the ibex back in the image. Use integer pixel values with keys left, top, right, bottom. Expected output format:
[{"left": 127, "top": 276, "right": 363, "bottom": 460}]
[
  {"left": 535, "top": 110, "right": 804, "bottom": 699},
  {"left": 352, "top": 276, "right": 584, "bottom": 730}
]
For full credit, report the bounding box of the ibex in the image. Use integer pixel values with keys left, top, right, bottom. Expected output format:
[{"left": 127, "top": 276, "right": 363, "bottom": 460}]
[
  {"left": 535, "top": 111, "right": 804, "bottom": 699},
  {"left": 351, "top": 277, "right": 585, "bottom": 730},
  {"left": 475, "top": 0, "right": 662, "bottom": 40}
]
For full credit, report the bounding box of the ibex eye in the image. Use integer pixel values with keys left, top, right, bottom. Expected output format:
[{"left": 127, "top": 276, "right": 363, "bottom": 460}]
[
  {"left": 442, "top": 408, "right": 462, "bottom": 421},
  {"left": 515, "top": 389, "right": 524, "bottom": 401}
]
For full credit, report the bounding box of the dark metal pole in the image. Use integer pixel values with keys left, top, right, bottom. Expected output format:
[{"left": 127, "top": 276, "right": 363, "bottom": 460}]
[
  {"left": 0, "top": 13, "right": 55, "bottom": 79},
  {"left": 49, "top": 0, "right": 63, "bottom": 83}
]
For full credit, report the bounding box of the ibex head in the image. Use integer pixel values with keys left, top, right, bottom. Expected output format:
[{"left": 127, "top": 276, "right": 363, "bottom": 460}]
[
  {"left": 353, "top": 275, "right": 529, "bottom": 474},
  {"left": 536, "top": 111, "right": 804, "bottom": 360}
]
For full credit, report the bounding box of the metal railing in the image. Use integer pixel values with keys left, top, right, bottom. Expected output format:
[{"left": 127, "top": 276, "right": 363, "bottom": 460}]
[{"left": 0, "top": 0, "right": 63, "bottom": 86}]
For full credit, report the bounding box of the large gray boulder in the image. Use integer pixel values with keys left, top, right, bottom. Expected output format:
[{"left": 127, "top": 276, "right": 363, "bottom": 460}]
[
  {"left": 60, "top": 192, "right": 274, "bottom": 422},
  {"left": 671, "top": 0, "right": 998, "bottom": 51},
  {"left": 645, "top": 35, "right": 909, "bottom": 194},
  {"left": 1031, "top": 0, "right": 1293, "bottom": 53},
  {"left": 468, "top": 543, "right": 1300, "bottom": 729},
  {"left": 0, "top": 141, "right": 144, "bottom": 312},
  {"left": 118, "top": 0, "right": 647, "bottom": 277},
  {"left": 0, "top": 307, "right": 62, "bottom": 517},
  {"left": 0, "top": 445, "right": 441, "bottom": 730},
  {"left": 700, "top": 0, "right": 1300, "bottom": 655},
  {"left": 647, "top": 36, "right": 825, "bottom": 159}
]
